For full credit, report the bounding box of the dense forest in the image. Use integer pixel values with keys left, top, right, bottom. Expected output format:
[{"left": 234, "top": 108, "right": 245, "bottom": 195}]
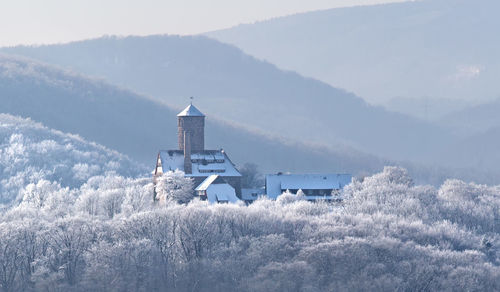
[
  {"left": 1, "top": 166, "right": 499, "bottom": 291},
  {"left": 1, "top": 114, "right": 499, "bottom": 291}
]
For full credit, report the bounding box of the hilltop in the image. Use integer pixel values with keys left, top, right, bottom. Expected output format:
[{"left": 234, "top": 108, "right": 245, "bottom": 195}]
[
  {"left": 2, "top": 35, "right": 456, "bottom": 165},
  {"left": 0, "top": 54, "right": 384, "bottom": 177},
  {"left": 207, "top": 0, "right": 500, "bottom": 113}
]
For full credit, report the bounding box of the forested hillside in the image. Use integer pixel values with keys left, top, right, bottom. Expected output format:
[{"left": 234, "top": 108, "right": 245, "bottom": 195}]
[
  {"left": 1, "top": 35, "right": 457, "bottom": 165},
  {"left": 207, "top": 0, "right": 500, "bottom": 109},
  {"left": 0, "top": 167, "right": 499, "bottom": 291},
  {"left": 0, "top": 54, "right": 384, "bottom": 176},
  {"left": 0, "top": 114, "right": 144, "bottom": 207},
  {"left": 4, "top": 42, "right": 500, "bottom": 184}
]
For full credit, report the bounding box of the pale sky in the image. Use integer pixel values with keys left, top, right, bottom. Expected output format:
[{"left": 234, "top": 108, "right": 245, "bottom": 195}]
[{"left": 0, "top": 0, "right": 408, "bottom": 47}]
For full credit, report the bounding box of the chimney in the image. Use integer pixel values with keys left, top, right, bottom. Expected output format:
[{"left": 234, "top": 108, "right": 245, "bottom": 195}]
[{"left": 183, "top": 131, "right": 192, "bottom": 174}]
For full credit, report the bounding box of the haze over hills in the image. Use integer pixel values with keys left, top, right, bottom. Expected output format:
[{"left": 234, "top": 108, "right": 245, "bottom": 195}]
[
  {"left": 0, "top": 53, "right": 385, "bottom": 177},
  {"left": 5, "top": 36, "right": 500, "bottom": 184},
  {"left": 2, "top": 35, "right": 457, "bottom": 166},
  {"left": 384, "top": 97, "right": 471, "bottom": 122},
  {"left": 206, "top": 0, "right": 500, "bottom": 117},
  {"left": 440, "top": 98, "right": 500, "bottom": 136},
  {"left": 435, "top": 98, "right": 500, "bottom": 171}
]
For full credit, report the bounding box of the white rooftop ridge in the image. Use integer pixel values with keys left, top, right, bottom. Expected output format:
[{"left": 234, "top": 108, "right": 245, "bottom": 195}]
[
  {"left": 157, "top": 150, "right": 242, "bottom": 177},
  {"left": 177, "top": 104, "right": 205, "bottom": 117},
  {"left": 195, "top": 175, "right": 220, "bottom": 191},
  {"left": 206, "top": 184, "right": 239, "bottom": 203}
]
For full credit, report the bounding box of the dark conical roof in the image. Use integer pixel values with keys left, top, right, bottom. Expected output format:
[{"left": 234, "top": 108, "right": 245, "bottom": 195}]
[{"left": 177, "top": 104, "right": 205, "bottom": 117}]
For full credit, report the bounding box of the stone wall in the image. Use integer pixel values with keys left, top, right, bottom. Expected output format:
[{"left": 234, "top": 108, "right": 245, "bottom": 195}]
[{"left": 178, "top": 116, "right": 204, "bottom": 151}]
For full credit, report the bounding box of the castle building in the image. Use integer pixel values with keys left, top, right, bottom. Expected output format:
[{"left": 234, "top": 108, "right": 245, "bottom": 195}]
[{"left": 154, "top": 104, "right": 242, "bottom": 199}]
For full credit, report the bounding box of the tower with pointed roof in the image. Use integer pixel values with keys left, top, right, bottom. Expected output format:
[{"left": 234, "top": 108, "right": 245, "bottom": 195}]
[
  {"left": 154, "top": 103, "right": 242, "bottom": 200},
  {"left": 177, "top": 103, "right": 205, "bottom": 152}
]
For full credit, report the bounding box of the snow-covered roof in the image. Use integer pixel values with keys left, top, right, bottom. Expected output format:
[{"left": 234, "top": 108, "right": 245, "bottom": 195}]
[
  {"left": 196, "top": 175, "right": 222, "bottom": 191},
  {"left": 265, "top": 173, "right": 352, "bottom": 199},
  {"left": 157, "top": 150, "right": 241, "bottom": 177},
  {"left": 198, "top": 164, "right": 226, "bottom": 172},
  {"left": 195, "top": 175, "right": 240, "bottom": 203},
  {"left": 177, "top": 104, "right": 205, "bottom": 117},
  {"left": 211, "top": 184, "right": 239, "bottom": 203}
]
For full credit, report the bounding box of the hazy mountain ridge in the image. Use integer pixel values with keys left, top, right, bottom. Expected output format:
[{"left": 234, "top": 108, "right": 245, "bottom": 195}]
[
  {"left": 437, "top": 99, "right": 500, "bottom": 171},
  {"left": 206, "top": 0, "right": 500, "bottom": 108},
  {"left": 5, "top": 36, "right": 500, "bottom": 184},
  {"left": 0, "top": 53, "right": 388, "bottom": 178},
  {"left": 439, "top": 98, "right": 500, "bottom": 135},
  {"left": 2, "top": 35, "right": 458, "bottom": 166},
  {"left": 384, "top": 96, "right": 472, "bottom": 121}
]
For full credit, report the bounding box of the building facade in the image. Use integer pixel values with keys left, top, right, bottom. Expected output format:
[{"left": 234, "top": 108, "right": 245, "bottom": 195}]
[{"left": 265, "top": 173, "right": 352, "bottom": 201}]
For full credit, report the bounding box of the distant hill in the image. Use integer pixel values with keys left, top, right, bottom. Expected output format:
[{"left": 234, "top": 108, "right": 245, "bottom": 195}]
[
  {"left": 206, "top": 0, "right": 500, "bottom": 107},
  {"left": 0, "top": 114, "right": 144, "bottom": 205},
  {"left": 439, "top": 98, "right": 500, "bottom": 136},
  {"left": 434, "top": 125, "right": 500, "bottom": 172},
  {"left": 384, "top": 97, "right": 471, "bottom": 122},
  {"left": 0, "top": 54, "right": 385, "bottom": 177},
  {"left": 434, "top": 97, "right": 500, "bottom": 170},
  {"left": 0, "top": 54, "right": 497, "bottom": 185},
  {"left": 1, "top": 35, "right": 456, "bottom": 165}
]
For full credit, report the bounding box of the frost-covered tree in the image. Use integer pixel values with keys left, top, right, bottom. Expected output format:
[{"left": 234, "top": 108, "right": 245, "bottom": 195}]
[
  {"left": 0, "top": 224, "right": 23, "bottom": 292},
  {"left": 2, "top": 165, "right": 500, "bottom": 291},
  {"left": 121, "top": 178, "right": 154, "bottom": 215},
  {"left": 0, "top": 114, "right": 146, "bottom": 206},
  {"left": 276, "top": 189, "right": 307, "bottom": 205},
  {"left": 155, "top": 170, "right": 194, "bottom": 204}
]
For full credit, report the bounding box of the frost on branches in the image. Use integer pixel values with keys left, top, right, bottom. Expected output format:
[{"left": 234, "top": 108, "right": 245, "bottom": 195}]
[
  {"left": 0, "top": 114, "right": 145, "bottom": 207},
  {"left": 0, "top": 166, "right": 500, "bottom": 291},
  {"left": 155, "top": 170, "right": 195, "bottom": 204}
]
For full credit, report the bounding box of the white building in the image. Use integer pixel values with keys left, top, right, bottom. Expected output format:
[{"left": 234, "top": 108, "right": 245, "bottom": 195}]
[{"left": 265, "top": 173, "right": 352, "bottom": 200}]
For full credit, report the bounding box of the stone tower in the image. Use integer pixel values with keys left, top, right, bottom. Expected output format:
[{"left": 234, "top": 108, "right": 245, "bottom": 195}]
[
  {"left": 177, "top": 104, "right": 205, "bottom": 173},
  {"left": 177, "top": 103, "right": 205, "bottom": 151}
]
